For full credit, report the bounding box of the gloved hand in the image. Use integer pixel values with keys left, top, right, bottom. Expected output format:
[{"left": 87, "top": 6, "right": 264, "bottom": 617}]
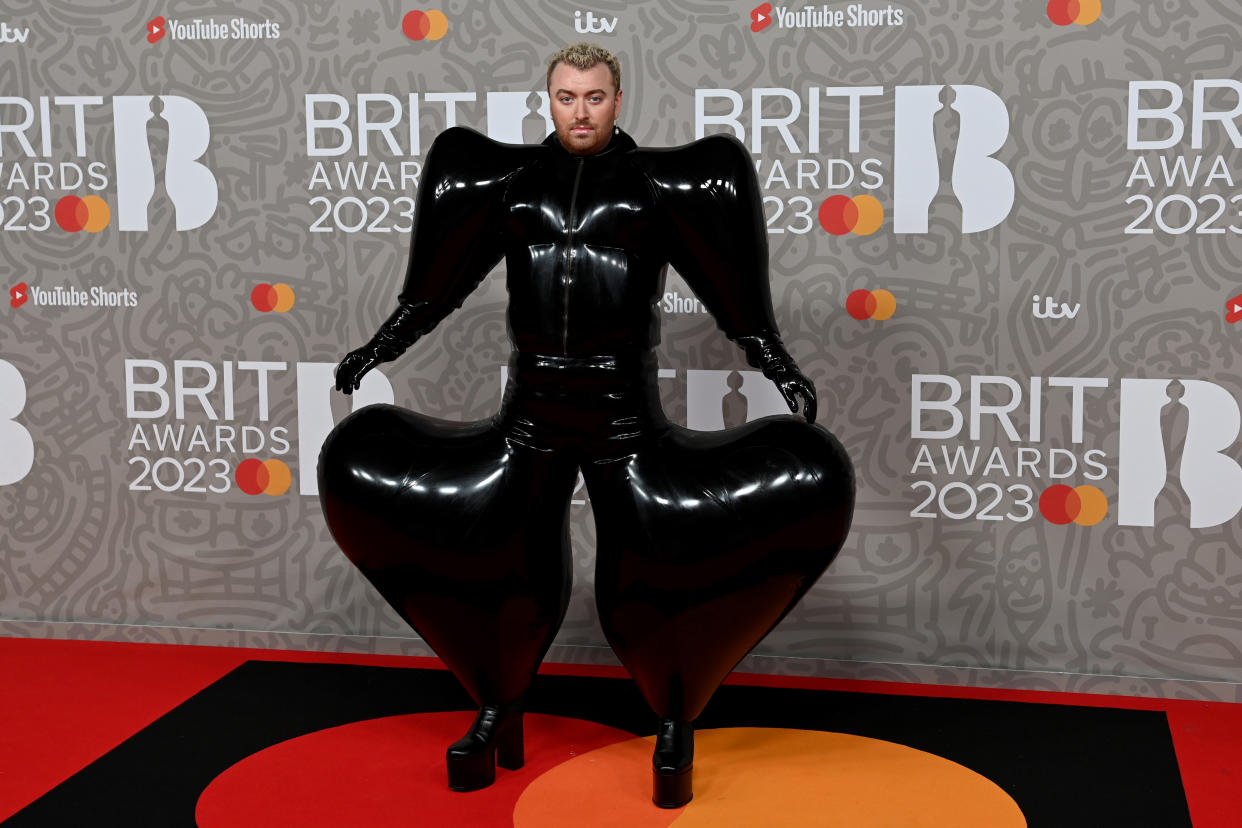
[
  {"left": 735, "top": 334, "right": 818, "bottom": 424},
  {"left": 334, "top": 348, "right": 384, "bottom": 394},
  {"left": 334, "top": 300, "right": 428, "bottom": 394}
]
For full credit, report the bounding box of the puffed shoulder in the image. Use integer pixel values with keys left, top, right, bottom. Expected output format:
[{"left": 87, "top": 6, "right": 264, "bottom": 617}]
[
  {"left": 630, "top": 134, "right": 755, "bottom": 207},
  {"left": 629, "top": 133, "right": 754, "bottom": 188},
  {"left": 425, "top": 126, "right": 548, "bottom": 176},
  {"left": 623, "top": 133, "right": 773, "bottom": 340}
]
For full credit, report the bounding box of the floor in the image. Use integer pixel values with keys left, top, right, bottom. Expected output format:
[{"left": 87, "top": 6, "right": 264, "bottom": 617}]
[{"left": 0, "top": 637, "right": 1237, "bottom": 827}]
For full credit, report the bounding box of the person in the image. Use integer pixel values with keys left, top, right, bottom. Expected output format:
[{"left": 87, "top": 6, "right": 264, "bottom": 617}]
[{"left": 319, "top": 43, "right": 854, "bottom": 808}]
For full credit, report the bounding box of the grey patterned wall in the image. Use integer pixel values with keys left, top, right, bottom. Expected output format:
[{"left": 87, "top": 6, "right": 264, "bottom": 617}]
[{"left": 2, "top": 0, "right": 1240, "bottom": 699}]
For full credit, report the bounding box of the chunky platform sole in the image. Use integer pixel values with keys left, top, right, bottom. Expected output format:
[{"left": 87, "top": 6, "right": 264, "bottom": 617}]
[
  {"left": 653, "top": 763, "right": 693, "bottom": 808},
  {"left": 446, "top": 707, "right": 525, "bottom": 792}
]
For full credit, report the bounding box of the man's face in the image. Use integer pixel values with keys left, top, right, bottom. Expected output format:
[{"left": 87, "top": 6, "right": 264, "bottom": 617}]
[{"left": 548, "top": 62, "right": 622, "bottom": 156}]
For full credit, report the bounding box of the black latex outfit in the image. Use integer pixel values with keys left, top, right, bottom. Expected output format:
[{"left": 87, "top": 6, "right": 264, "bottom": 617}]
[{"left": 318, "top": 126, "right": 855, "bottom": 807}]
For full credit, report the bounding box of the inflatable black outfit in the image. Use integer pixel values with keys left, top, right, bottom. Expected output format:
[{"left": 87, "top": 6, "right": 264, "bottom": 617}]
[{"left": 319, "top": 126, "right": 854, "bottom": 808}]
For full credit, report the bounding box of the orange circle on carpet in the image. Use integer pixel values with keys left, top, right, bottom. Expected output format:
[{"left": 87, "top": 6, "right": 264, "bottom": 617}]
[
  {"left": 195, "top": 712, "right": 637, "bottom": 828},
  {"left": 515, "top": 727, "right": 1026, "bottom": 828}
]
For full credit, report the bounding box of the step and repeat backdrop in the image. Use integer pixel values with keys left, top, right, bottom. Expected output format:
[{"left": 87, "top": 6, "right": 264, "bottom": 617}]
[{"left": 2, "top": 1, "right": 1240, "bottom": 692}]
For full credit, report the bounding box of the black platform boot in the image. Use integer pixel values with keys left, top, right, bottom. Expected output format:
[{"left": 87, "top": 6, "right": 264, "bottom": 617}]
[
  {"left": 652, "top": 718, "right": 694, "bottom": 808},
  {"left": 446, "top": 703, "right": 525, "bottom": 792}
]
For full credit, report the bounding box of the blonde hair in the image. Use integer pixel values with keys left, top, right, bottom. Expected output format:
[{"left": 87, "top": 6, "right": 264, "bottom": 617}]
[{"left": 546, "top": 43, "right": 621, "bottom": 93}]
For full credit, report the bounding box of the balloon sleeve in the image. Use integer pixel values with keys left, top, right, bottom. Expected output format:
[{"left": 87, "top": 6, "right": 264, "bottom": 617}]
[
  {"left": 389, "top": 127, "right": 531, "bottom": 337},
  {"left": 636, "top": 134, "right": 782, "bottom": 342}
]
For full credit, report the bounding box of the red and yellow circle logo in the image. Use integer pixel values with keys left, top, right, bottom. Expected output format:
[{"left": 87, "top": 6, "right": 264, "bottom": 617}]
[
  {"left": 403, "top": 10, "right": 448, "bottom": 40},
  {"left": 55, "top": 195, "right": 110, "bottom": 232},
  {"left": 846, "top": 288, "right": 896, "bottom": 320},
  {"left": 1047, "top": 0, "right": 1100, "bottom": 25},
  {"left": 251, "top": 283, "right": 295, "bottom": 312},
  {"left": 818, "top": 194, "right": 883, "bottom": 236},
  {"left": 1038, "top": 484, "right": 1107, "bottom": 526},
  {"left": 236, "top": 458, "right": 292, "bottom": 496}
]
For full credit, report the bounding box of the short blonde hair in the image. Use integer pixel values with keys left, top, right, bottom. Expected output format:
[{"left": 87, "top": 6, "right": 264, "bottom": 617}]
[{"left": 546, "top": 43, "right": 621, "bottom": 93}]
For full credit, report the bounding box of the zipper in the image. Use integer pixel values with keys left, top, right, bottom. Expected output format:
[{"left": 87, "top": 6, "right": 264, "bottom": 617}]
[{"left": 562, "top": 157, "right": 585, "bottom": 354}]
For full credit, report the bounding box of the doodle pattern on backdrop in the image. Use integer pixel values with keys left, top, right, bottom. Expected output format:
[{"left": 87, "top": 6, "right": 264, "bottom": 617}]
[{"left": 1, "top": 0, "right": 1240, "bottom": 698}]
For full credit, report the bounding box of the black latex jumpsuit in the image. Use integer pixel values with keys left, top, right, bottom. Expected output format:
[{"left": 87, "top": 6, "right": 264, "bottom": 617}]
[{"left": 318, "top": 126, "right": 855, "bottom": 802}]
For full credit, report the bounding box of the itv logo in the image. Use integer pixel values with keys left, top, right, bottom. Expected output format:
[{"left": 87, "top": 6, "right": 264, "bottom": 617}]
[
  {"left": 0, "top": 22, "right": 30, "bottom": 44},
  {"left": 574, "top": 10, "right": 617, "bottom": 34}
]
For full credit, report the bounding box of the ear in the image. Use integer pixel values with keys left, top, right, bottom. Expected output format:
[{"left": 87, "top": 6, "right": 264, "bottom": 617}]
[{"left": 614, "top": 89, "right": 623, "bottom": 118}]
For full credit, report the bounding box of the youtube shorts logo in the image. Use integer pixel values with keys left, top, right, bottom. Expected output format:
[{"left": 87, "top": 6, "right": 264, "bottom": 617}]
[
  {"left": 10, "top": 282, "right": 28, "bottom": 308},
  {"left": 1228, "top": 292, "right": 1242, "bottom": 325},
  {"left": 147, "top": 16, "right": 166, "bottom": 43},
  {"left": 751, "top": 3, "right": 773, "bottom": 32}
]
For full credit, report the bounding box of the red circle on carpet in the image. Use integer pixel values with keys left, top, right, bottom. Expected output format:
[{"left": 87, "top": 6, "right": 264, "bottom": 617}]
[{"left": 195, "top": 711, "right": 636, "bottom": 828}]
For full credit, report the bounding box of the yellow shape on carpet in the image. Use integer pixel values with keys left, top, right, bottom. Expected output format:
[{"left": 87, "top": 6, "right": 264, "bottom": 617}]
[{"left": 514, "top": 727, "right": 1026, "bottom": 828}]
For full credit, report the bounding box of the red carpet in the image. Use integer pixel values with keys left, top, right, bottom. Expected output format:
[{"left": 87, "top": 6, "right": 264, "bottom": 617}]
[
  {"left": 0, "top": 637, "right": 1238, "bottom": 826},
  {"left": 0, "top": 637, "right": 245, "bottom": 822},
  {"left": 196, "top": 712, "right": 638, "bottom": 828},
  {"left": 0, "top": 638, "right": 428, "bottom": 823}
]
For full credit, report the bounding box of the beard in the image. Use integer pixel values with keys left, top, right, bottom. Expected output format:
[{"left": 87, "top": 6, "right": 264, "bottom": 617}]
[{"left": 557, "top": 119, "right": 612, "bottom": 155}]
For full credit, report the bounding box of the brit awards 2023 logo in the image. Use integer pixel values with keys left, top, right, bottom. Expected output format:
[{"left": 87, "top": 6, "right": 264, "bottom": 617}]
[
  {"left": 122, "top": 357, "right": 394, "bottom": 499},
  {"left": 1118, "top": 380, "right": 1242, "bottom": 529},
  {"left": 891, "top": 86, "right": 1013, "bottom": 234},
  {"left": 0, "top": 94, "right": 219, "bottom": 233},
  {"left": 303, "top": 82, "right": 555, "bottom": 234},
  {"left": 112, "top": 96, "right": 217, "bottom": 231},
  {"left": 909, "top": 374, "right": 1242, "bottom": 529},
  {"left": 694, "top": 83, "right": 1014, "bottom": 237},
  {"left": 1123, "top": 79, "right": 1242, "bottom": 237}
]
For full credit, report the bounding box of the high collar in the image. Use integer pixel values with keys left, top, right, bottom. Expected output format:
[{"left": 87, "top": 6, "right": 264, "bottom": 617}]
[{"left": 543, "top": 127, "right": 637, "bottom": 159}]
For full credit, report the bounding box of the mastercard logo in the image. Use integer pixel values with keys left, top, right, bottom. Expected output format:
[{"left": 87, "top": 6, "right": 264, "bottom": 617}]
[
  {"left": 403, "top": 9, "right": 448, "bottom": 40},
  {"left": 819, "top": 194, "right": 883, "bottom": 236},
  {"left": 251, "top": 283, "right": 295, "bottom": 312},
  {"left": 1047, "top": 0, "right": 1100, "bottom": 25},
  {"left": 236, "top": 458, "right": 292, "bottom": 496},
  {"left": 55, "top": 195, "right": 110, "bottom": 232},
  {"left": 846, "top": 288, "right": 896, "bottom": 320},
  {"left": 1038, "top": 484, "right": 1107, "bottom": 526}
]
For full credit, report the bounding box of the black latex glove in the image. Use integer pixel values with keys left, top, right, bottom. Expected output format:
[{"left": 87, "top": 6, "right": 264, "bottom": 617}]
[
  {"left": 334, "top": 349, "right": 384, "bottom": 394},
  {"left": 335, "top": 300, "right": 428, "bottom": 394},
  {"left": 735, "top": 334, "right": 818, "bottom": 424}
]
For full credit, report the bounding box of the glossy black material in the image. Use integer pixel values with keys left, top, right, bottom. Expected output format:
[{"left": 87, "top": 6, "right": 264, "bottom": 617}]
[
  {"left": 319, "top": 126, "right": 855, "bottom": 802},
  {"left": 446, "top": 703, "right": 525, "bottom": 792},
  {"left": 653, "top": 719, "right": 694, "bottom": 808}
]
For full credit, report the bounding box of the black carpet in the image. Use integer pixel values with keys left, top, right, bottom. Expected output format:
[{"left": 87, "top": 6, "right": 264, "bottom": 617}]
[{"left": 4, "top": 661, "right": 1192, "bottom": 828}]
